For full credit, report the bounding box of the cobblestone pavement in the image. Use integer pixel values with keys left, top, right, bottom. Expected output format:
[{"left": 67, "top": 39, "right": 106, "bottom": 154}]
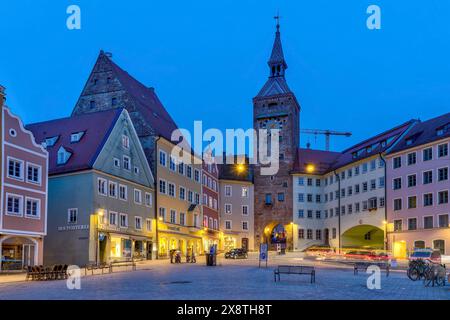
[{"left": 0, "top": 253, "right": 449, "bottom": 300}]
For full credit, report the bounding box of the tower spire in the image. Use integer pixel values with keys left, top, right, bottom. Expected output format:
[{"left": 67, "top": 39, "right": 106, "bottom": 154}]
[{"left": 268, "top": 13, "right": 287, "bottom": 78}]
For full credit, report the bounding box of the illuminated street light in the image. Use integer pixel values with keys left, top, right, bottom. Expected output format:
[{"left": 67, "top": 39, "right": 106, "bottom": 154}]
[
  {"left": 305, "top": 164, "right": 315, "bottom": 173},
  {"left": 236, "top": 164, "right": 246, "bottom": 174}
]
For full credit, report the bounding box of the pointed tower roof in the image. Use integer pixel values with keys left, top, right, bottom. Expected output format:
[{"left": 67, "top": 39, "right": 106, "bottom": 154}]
[
  {"left": 255, "top": 20, "right": 292, "bottom": 98},
  {"left": 268, "top": 22, "right": 288, "bottom": 70}
]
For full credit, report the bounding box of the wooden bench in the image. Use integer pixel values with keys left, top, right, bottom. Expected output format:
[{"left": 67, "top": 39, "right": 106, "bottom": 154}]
[
  {"left": 354, "top": 262, "right": 390, "bottom": 277},
  {"left": 109, "top": 260, "right": 136, "bottom": 273},
  {"left": 274, "top": 265, "right": 315, "bottom": 283},
  {"left": 85, "top": 263, "right": 110, "bottom": 276}
]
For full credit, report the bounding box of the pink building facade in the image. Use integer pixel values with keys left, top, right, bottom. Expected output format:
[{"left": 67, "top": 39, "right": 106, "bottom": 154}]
[
  {"left": 0, "top": 88, "right": 48, "bottom": 270},
  {"left": 387, "top": 113, "right": 450, "bottom": 258}
]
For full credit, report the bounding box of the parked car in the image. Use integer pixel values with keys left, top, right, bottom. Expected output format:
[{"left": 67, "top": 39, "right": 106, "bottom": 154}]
[
  {"left": 225, "top": 248, "right": 248, "bottom": 259},
  {"left": 409, "top": 249, "right": 441, "bottom": 264},
  {"left": 343, "top": 250, "right": 390, "bottom": 261}
]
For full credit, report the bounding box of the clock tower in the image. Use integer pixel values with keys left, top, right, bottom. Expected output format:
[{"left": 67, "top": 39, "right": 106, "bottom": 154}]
[{"left": 253, "top": 20, "right": 301, "bottom": 250}]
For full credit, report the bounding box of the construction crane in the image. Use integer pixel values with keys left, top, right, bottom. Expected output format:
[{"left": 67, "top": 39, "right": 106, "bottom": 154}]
[{"left": 300, "top": 129, "right": 352, "bottom": 151}]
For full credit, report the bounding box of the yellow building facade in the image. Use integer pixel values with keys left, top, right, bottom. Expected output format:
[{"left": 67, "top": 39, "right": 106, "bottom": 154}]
[{"left": 156, "top": 137, "right": 204, "bottom": 258}]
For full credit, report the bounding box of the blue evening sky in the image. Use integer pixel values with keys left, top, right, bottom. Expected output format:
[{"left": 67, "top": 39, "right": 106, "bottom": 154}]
[{"left": 1, "top": 0, "right": 449, "bottom": 151}]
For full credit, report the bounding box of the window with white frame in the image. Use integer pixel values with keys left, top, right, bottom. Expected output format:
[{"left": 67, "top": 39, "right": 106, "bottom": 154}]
[
  {"left": 225, "top": 204, "right": 232, "bottom": 214},
  {"left": 119, "top": 184, "right": 128, "bottom": 200},
  {"left": 242, "top": 221, "right": 248, "bottom": 231},
  {"left": 242, "top": 187, "right": 249, "bottom": 198},
  {"left": 159, "top": 207, "right": 166, "bottom": 221},
  {"left": 122, "top": 134, "right": 130, "bottom": 149},
  {"left": 159, "top": 179, "right": 167, "bottom": 194},
  {"left": 135, "top": 216, "right": 142, "bottom": 230},
  {"left": 6, "top": 194, "right": 22, "bottom": 216},
  {"left": 242, "top": 205, "right": 249, "bottom": 215},
  {"left": 25, "top": 197, "right": 40, "bottom": 218},
  {"left": 214, "top": 219, "right": 218, "bottom": 230},
  {"left": 8, "top": 158, "right": 23, "bottom": 180},
  {"left": 109, "top": 181, "right": 117, "bottom": 198},
  {"left": 120, "top": 213, "right": 128, "bottom": 228},
  {"left": 146, "top": 219, "right": 152, "bottom": 231},
  {"left": 134, "top": 189, "right": 142, "bottom": 204},
  {"left": 187, "top": 165, "right": 192, "bottom": 179},
  {"left": 170, "top": 210, "right": 177, "bottom": 224},
  {"left": 225, "top": 185, "right": 232, "bottom": 197},
  {"left": 168, "top": 183, "right": 175, "bottom": 197},
  {"left": 123, "top": 156, "right": 131, "bottom": 171},
  {"left": 98, "top": 178, "right": 107, "bottom": 195},
  {"left": 26, "top": 163, "right": 41, "bottom": 184},
  {"left": 225, "top": 220, "right": 232, "bottom": 230},
  {"left": 179, "top": 213, "right": 185, "bottom": 226},
  {"left": 169, "top": 156, "right": 176, "bottom": 171},
  {"left": 159, "top": 150, "right": 167, "bottom": 166},
  {"left": 134, "top": 166, "right": 139, "bottom": 175},
  {"left": 438, "top": 143, "right": 448, "bottom": 158},
  {"left": 113, "top": 157, "right": 120, "bottom": 168},
  {"left": 68, "top": 208, "right": 78, "bottom": 224},
  {"left": 145, "top": 192, "right": 152, "bottom": 206},
  {"left": 179, "top": 187, "right": 186, "bottom": 200},
  {"left": 109, "top": 211, "right": 117, "bottom": 225},
  {"left": 195, "top": 193, "right": 200, "bottom": 204},
  {"left": 194, "top": 169, "right": 200, "bottom": 182},
  {"left": 188, "top": 190, "right": 193, "bottom": 203}
]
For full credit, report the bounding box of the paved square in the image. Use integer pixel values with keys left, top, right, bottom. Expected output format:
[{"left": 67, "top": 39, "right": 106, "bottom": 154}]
[{"left": 0, "top": 254, "right": 449, "bottom": 300}]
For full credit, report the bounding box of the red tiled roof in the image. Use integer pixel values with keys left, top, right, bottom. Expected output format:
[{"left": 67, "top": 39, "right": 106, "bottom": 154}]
[
  {"left": 105, "top": 54, "right": 179, "bottom": 141},
  {"left": 292, "top": 148, "right": 341, "bottom": 175},
  {"left": 26, "top": 109, "right": 122, "bottom": 175}
]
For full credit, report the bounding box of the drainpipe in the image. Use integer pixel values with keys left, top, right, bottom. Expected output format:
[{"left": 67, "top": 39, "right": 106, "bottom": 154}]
[
  {"left": 154, "top": 136, "right": 161, "bottom": 260},
  {"left": 379, "top": 152, "right": 388, "bottom": 252},
  {"left": 333, "top": 170, "right": 341, "bottom": 254}
]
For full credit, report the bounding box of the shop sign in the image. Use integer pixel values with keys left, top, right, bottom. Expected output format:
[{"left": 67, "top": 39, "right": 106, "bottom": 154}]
[{"left": 57, "top": 225, "right": 89, "bottom": 231}]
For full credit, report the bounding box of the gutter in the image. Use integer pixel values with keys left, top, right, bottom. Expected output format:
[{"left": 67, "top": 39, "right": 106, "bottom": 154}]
[
  {"left": 154, "top": 136, "right": 161, "bottom": 260},
  {"left": 333, "top": 170, "right": 341, "bottom": 254},
  {"left": 379, "top": 152, "right": 388, "bottom": 252}
]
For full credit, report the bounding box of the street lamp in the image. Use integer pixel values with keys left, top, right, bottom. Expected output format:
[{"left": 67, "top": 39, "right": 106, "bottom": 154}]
[
  {"left": 305, "top": 164, "right": 315, "bottom": 173},
  {"left": 382, "top": 220, "right": 388, "bottom": 251}
]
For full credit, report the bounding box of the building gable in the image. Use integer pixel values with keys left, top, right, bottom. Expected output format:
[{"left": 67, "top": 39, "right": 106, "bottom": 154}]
[{"left": 92, "top": 109, "right": 154, "bottom": 188}]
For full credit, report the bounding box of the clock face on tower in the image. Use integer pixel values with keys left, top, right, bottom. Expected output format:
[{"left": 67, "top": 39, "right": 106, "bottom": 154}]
[{"left": 259, "top": 117, "right": 284, "bottom": 130}]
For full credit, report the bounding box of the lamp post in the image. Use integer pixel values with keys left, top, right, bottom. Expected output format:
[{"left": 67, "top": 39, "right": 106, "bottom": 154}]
[
  {"left": 290, "top": 222, "right": 294, "bottom": 252},
  {"left": 383, "top": 220, "right": 388, "bottom": 251}
]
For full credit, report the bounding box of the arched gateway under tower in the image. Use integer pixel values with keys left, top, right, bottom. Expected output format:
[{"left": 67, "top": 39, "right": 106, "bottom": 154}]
[{"left": 253, "top": 20, "right": 301, "bottom": 251}]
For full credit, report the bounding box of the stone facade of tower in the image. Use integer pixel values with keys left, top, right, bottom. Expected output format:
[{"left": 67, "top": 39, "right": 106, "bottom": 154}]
[
  {"left": 71, "top": 51, "right": 178, "bottom": 171},
  {"left": 253, "top": 24, "right": 301, "bottom": 250}
]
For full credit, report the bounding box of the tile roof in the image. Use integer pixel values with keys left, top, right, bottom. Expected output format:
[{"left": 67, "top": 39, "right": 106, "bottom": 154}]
[
  {"left": 217, "top": 155, "right": 254, "bottom": 183},
  {"left": 387, "top": 112, "right": 450, "bottom": 154},
  {"left": 292, "top": 148, "right": 341, "bottom": 175},
  {"left": 26, "top": 108, "right": 122, "bottom": 175},
  {"left": 292, "top": 120, "right": 416, "bottom": 175},
  {"left": 91, "top": 51, "right": 179, "bottom": 141}
]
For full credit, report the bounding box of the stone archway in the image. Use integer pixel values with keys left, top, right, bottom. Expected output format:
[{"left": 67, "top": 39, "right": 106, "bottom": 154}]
[
  {"left": 261, "top": 222, "right": 291, "bottom": 250},
  {"left": 0, "top": 236, "right": 38, "bottom": 270},
  {"left": 341, "top": 225, "right": 384, "bottom": 250}
]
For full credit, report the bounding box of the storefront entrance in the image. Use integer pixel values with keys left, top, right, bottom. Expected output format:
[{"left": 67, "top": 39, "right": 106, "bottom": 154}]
[{"left": 1, "top": 236, "right": 37, "bottom": 271}]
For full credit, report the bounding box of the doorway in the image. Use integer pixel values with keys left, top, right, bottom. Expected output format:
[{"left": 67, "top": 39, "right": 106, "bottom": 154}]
[{"left": 241, "top": 238, "right": 249, "bottom": 251}]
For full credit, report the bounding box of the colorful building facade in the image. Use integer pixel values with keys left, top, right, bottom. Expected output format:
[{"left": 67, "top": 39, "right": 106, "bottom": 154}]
[
  {"left": 27, "top": 108, "right": 155, "bottom": 266},
  {"left": 292, "top": 121, "right": 415, "bottom": 252},
  {"left": 0, "top": 86, "right": 48, "bottom": 270},
  {"left": 386, "top": 113, "right": 450, "bottom": 258},
  {"left": 156, "top": 137, "right": 204, "bottom": 258},
  {"left": 201, "top": 154, "right": 220, "bottom": 250},
  {"left": 218, "top": 159, "right": 255, "bottom": 252}
]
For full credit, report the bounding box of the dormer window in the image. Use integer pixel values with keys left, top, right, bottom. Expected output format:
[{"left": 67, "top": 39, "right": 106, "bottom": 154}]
[
  {"left": 90, "top": 101, "right": 96, "bottom": 109},
  {"left": 112, "top": 97, "right": 118, "bottom": 106},
  {"left": 437, "top": 129, "right": 444, "bottom": 136},
  {"left": 45, "top": 136, "right": 59, "bottom": 147},
  {"left": 57, "top": 146, "right": 72, "bottom": 165},
  {"left": 93, "top": 79, "right": 98, "bottom": 86},
  {"left": 406, "top": 138, "right": 414, "bottom": 146},
  {"left": 70, "top": 131, "right": 85, "bottom": 143}
]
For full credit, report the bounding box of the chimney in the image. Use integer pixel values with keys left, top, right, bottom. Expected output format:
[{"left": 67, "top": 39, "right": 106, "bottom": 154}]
[{"left": 0, "top": 85, "right": 6, "bottom": 108}]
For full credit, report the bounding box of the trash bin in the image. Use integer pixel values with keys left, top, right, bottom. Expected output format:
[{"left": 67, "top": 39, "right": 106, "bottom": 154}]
[{"left": 205, "top": 254, "right": 216, "bottom": 266}]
